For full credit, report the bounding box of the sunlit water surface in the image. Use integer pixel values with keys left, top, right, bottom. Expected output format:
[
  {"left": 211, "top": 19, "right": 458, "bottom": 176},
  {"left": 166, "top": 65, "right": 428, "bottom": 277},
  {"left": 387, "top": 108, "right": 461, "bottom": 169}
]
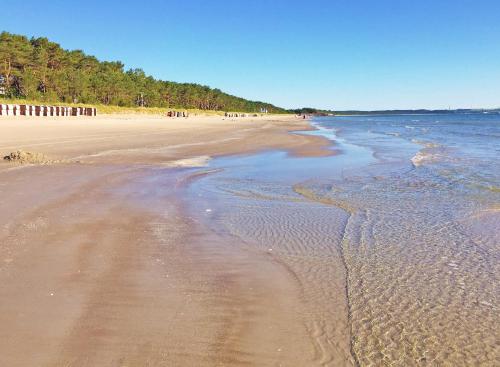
[{"left": 185, "top": 113, "right": 500, "bottom": 366}]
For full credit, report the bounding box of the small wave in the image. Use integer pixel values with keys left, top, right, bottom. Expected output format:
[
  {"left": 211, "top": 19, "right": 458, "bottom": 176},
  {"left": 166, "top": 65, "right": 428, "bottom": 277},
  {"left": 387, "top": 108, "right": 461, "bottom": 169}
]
[
  {"left": 309, "top": 124, "right": 337, "bottom": 141},
  {"left": 405, "top": 125, "right": 415, "bottom": 130},
  {"left": 411, "top": 150, "right": 444, "bottom": 167},
  {"left": 411, "top": 139, "right": 440, "bottom": 148},
  {"left": 411, "top": 152, "right": 426, "bottom": 167}
]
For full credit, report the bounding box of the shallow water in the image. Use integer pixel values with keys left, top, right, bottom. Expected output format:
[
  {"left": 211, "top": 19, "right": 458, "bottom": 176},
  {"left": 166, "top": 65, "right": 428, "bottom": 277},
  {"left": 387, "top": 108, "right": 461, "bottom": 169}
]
[{"left": 185, "top": 113, "right": 500, "bottom": 366}]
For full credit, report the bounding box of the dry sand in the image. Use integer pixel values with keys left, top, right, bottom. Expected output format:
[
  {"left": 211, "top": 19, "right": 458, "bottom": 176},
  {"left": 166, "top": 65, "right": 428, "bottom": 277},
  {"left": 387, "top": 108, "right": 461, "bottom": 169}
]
[{"left": 0, "top": 114, "right": 342, "bottom": 366}]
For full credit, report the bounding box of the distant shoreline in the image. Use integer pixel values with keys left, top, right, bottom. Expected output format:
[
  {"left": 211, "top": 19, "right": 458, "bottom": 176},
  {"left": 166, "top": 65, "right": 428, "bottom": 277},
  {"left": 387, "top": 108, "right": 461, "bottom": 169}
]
[{"left": 334, "top": 110, "right": 500, "bottom": 117}]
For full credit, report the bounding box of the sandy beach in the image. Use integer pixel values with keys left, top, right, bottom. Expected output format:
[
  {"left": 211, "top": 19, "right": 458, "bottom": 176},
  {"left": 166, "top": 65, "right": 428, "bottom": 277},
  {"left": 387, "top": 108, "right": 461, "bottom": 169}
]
[
  {"left": 1, "top": 113, "right": 498, "bottom": 367},
  {"left": 3, "top": 3, "right": 499, "bottom": 365},
  {"left": 0, "top": 114, "right": 346, "bottom": 366}
]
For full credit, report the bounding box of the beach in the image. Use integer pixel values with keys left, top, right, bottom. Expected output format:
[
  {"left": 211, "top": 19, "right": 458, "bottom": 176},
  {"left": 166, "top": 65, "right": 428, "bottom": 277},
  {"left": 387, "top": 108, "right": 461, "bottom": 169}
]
[
  {"left": 0, "top": 114, "right": 348, "bottom": 366},
  {"left": 3, "top": 2, "right": 499, "bottom": 365},
  {"left": 0, "top": 113, "right": 498, "bottom": 367}
]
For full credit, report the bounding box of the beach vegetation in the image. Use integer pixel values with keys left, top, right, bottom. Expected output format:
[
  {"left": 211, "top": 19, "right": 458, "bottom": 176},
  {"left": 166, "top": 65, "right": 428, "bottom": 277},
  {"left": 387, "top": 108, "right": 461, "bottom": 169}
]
[{"left": 0, "top": 32, "right": 286, "bottom": 113}]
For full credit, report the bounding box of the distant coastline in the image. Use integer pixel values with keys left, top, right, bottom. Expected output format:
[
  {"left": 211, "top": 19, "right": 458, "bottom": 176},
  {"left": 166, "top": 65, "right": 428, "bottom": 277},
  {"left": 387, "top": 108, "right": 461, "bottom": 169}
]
[
  {"left": 334, "top": 108, "right": 500, "bottom": 116},
  {"left": 292, "top": 107, "right": 500, "bottom": 117}
]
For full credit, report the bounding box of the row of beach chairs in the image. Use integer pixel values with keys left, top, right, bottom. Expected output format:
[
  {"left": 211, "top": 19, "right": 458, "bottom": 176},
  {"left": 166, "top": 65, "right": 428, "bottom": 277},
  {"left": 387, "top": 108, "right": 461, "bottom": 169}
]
[
  {"left": 166, "top": 111, "right": 189, "bottom": 118},
  {"left": 225, "top": 112, "right": 245, "bottom": 118},
  {"left": 0, "top": 104, "right": 97, "bottom": 117},
  {"left": 224, "top": 112, "right": 259, "bottom": 118}
]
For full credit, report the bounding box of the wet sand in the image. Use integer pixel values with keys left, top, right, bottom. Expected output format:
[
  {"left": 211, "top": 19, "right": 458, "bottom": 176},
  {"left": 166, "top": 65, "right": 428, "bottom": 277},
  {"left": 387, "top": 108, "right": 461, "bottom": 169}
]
[{"left": 0, "top": 114, "right": 343, "bottom": 366}]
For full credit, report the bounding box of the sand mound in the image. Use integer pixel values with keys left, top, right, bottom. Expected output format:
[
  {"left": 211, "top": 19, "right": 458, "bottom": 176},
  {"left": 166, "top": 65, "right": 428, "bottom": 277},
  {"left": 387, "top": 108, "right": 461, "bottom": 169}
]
[{"left": 3, "top": 150, "right": 53, "bottom": 165}]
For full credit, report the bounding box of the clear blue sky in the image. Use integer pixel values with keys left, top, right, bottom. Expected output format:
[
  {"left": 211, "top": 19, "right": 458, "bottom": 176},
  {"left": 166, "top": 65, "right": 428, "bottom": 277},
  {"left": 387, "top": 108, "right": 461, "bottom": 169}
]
[{"left": 2, "top": 0, "right": 500, "bottom": 110}]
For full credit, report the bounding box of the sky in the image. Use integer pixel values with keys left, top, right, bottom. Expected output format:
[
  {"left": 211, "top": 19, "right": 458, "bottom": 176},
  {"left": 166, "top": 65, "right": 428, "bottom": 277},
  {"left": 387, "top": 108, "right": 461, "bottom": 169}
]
[{"left": 2, "top": 0, "right": 500, "bottom": 110}]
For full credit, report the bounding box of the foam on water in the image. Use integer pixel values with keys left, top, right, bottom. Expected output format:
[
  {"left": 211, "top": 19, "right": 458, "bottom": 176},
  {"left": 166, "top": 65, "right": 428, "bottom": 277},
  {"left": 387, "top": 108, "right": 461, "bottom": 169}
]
[{"left": 163, "top": 155, "right": 211, "bottom": 168}]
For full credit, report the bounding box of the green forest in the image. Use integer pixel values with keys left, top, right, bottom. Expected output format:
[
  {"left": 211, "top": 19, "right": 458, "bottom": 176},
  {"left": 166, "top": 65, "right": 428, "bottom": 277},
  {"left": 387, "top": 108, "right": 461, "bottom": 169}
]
[{"left": 0, "top": 32, "right": 286, "bottom": 113}]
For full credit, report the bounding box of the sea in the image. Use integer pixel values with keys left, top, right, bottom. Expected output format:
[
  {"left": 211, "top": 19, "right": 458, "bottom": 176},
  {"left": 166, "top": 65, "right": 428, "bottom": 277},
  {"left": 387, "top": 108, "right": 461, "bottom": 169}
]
[{"left": 185, "top": 112, "right": 500, "bottom": 365}]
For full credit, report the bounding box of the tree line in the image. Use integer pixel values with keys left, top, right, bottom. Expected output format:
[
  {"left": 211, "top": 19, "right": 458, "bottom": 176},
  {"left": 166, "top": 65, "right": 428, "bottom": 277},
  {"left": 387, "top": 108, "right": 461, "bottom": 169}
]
[{"left": 0, "top": 32, "right": 286, "bottom": 113}]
